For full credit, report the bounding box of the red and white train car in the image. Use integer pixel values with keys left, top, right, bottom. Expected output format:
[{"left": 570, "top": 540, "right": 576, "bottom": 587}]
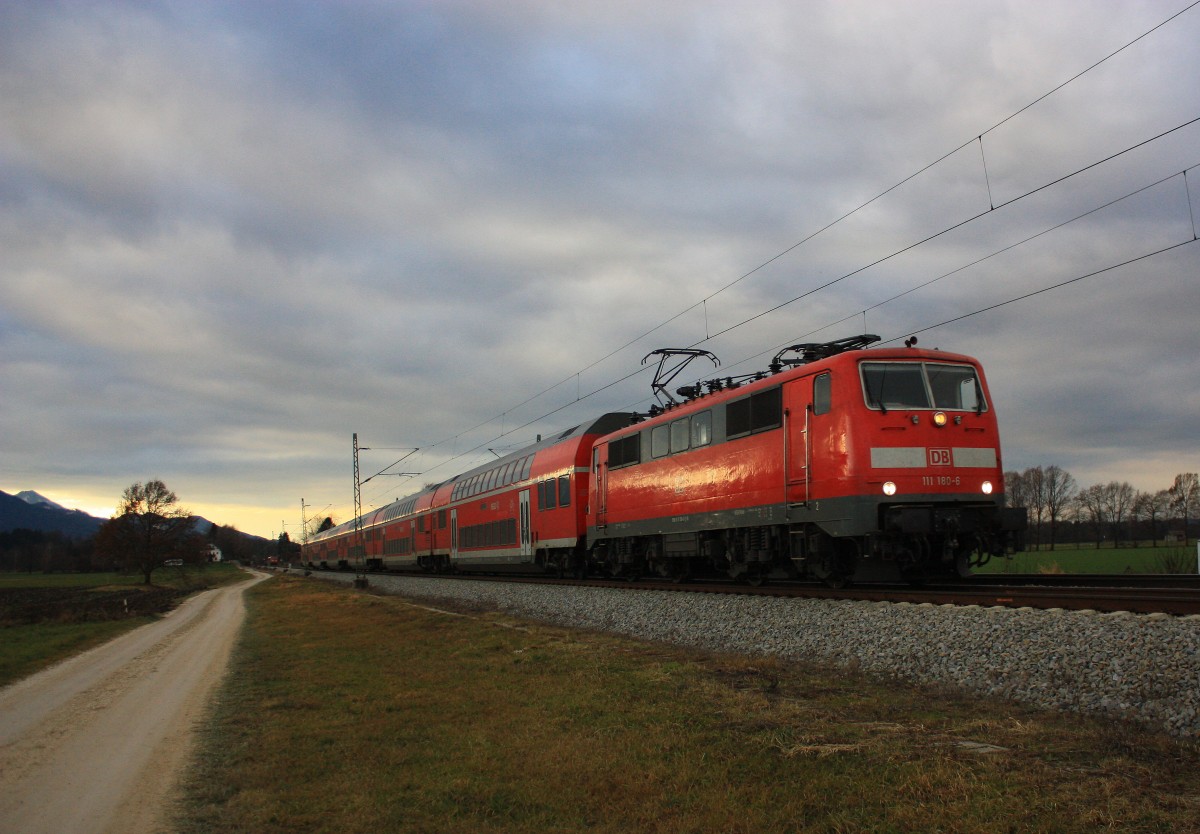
[{"left": 304, "top": 413, "right": 633, "bottom": 574}]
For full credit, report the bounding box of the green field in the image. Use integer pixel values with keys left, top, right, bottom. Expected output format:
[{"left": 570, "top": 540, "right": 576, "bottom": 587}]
[
  {"left": 0, "top": 563, "right": 248, "bottom": 685},
  {"left": 980, "top": 544, "right": 1198, "bottom": 575},
  {"left": 178, "top": 575, "right": 1200, "bottom": 833}
]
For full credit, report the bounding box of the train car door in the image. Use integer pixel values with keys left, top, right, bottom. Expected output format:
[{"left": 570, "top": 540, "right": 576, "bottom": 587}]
[
  {"left": 450, "top": 509, "right": 458, "bottom": 560},
  {"left": 519, "top": 489, "right": 532, "bottom": 557},
  {"left": 594, "top": 446, "right": 608, "bottom": 529}
]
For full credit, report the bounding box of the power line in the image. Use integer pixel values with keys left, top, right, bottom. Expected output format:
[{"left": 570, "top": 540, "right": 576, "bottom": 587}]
[
  {"left": 334, "top": 5, "right": 1200, "bottom": 511},
  {"left": 881, "top": 237, "right": 1199, "bottom": 345}
]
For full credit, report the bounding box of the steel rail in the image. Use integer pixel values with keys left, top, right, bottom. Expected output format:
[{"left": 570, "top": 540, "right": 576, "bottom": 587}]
[{"left": 308, "top": 567, "right": 1200, "bottom": 616}]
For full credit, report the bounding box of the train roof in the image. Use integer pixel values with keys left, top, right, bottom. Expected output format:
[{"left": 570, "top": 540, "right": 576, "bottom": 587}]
[{"left": 610, "top": 335, "right": 983, "bottom": 438}]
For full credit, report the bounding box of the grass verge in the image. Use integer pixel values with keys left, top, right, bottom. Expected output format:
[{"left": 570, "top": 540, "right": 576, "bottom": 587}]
[
  {"left": 0, "top": 563, "right": 249, "bottom": 686},
  {"left": 981, "top": 545, "right": 1198, "bottom": 574},
  {"left": 179, "top": 575, "right": 1200, "bottom": 833}
]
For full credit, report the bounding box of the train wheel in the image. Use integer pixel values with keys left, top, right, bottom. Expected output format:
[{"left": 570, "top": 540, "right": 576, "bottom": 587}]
[
  {"left": 810, "top": 542, "right": 853, "bottom": 589},
  {"left": 668, "top": 559, "right": 692, "bottom": 584}
]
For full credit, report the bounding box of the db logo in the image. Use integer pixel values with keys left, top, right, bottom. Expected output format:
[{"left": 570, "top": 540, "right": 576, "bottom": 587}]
[{"left": 928, "top": 448, "right": 952, "bottom": 467}]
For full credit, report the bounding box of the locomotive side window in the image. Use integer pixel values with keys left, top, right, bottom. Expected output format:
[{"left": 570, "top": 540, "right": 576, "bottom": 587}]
[
  {"left": 608, "top": 434, "right": 641, "bottom": 468},
  {"left": 691, "top": 411, "right": 712, "bottom": 448},
  {"left": 813, "top": 373, "right": 832, "bottom": 415},
  {"left": 651, "top": 424, "right": 670, "bottom": 458},
  {"left": 727, "top": 386, "right": 783, "bottom": 439},
  {"left": 670, "top": 418, "right": 690, "bottom": 454}
]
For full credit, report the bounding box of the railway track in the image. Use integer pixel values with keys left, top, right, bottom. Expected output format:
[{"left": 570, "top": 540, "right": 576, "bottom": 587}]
[{"left": 302, "top": 566, "right": 1200, "bottom": 616}]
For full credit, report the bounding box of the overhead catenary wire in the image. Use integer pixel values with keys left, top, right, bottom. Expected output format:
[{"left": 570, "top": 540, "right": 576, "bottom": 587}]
[
  {"left": 402, "top": 2, "right": 1200, "bottom": 462},
  {"left": 353, "top": 130, "right": 1199, "bottom": 516},
  {"left": 338, "top": 4, "right": 1199, "bottom": 517}
]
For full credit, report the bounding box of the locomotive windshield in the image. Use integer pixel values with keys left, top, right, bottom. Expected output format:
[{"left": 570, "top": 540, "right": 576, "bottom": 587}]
[{"left": 860, "top": 361, "right": 986, "bottom": 412}]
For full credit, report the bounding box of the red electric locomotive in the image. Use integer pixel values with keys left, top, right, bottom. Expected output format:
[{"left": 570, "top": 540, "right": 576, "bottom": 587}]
[{"left": 586, "top": 335, "right": 1024, "bottom": 585}]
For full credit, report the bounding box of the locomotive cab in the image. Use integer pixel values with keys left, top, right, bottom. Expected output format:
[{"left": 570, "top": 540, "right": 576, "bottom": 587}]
[{"left": 791, "top": 346, "right": 1022, "bottom": 582}]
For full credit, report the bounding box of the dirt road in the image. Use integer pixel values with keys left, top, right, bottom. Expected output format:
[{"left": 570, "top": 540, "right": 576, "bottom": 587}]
[{"left": 0, "top": 572, "right": 267, "bottom": 834}]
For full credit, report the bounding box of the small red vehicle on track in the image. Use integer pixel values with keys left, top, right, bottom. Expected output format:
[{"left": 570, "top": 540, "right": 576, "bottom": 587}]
[{"left": 304, "top": 336, "right": 1024, "bottom": 585}]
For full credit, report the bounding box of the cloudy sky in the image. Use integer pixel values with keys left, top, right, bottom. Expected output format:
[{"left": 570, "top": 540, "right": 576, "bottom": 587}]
[{"left": 2, "top": 0, "right": 1198, "bottom": 539}]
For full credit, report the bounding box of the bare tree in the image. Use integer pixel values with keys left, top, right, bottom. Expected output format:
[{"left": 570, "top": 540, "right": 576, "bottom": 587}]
[
  {"left": 93, "top": 480, "right": 206, "bottom": 584},
  {"left": 1099, "top": 481, "right": 1136, "bottom": 547},
  {"left": 1169, "top": 473, "right": 1199, "bottom": 545},
  {"left": 1074, "top": 484, "right": 1107, "bottom": 549},
  {"left": 1042, "top": 465, "right": 1076, "bottom": 551},
  {"left": 1022, "top": 466, "right": 1046, "bottom": 550},
  {"left": 1004, "top": 470, "right": 1028, "bottom": 510},
  {"left": 1133, "top": 490, "right": 1171, "bottom": 547}
]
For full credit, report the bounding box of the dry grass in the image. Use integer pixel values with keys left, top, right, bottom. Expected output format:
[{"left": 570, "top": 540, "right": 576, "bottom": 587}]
[{"left": 178, "top": 575, "right": 1200, "bottom": 833}]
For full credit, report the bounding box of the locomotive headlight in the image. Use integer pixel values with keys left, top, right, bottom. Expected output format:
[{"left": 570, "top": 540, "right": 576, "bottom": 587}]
[
  {"left": 882, "top": 481, "right": 897, "bottom": 496},
  {"left": 981, "top": 480, "right": 994, "bottom": 495},
  {"left": 933, "top": 411, "right": 948, "bottom": 427}
]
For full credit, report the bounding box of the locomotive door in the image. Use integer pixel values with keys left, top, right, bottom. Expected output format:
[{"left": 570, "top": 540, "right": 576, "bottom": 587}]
[
  {"left": 787, "top": 374, "right": 825, "bottom": 506},
  {"left": 518, "top": 489, "right": 532, "bottom": 558}
]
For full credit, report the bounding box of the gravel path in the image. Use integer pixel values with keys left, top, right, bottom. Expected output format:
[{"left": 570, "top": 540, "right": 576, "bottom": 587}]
[
  {"left": 0, "top": 572, "right": 267, "bottom": 834},
  {"left": 307, "top": 571, "right": 1200, "bottom": 738}
]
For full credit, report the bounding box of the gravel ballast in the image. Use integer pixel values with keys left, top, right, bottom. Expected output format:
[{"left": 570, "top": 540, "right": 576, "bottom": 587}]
[{"left": 305, "top": 571, "right": 1200, "bottom": 738}]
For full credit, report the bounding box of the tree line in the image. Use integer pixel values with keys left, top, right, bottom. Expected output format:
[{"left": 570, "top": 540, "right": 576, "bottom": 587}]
[{"left": 1005, "top": 468, "right": 1199, "bottom": 550}]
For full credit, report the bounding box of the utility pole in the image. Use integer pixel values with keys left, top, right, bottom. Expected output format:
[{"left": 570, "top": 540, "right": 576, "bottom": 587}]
[
  {"left": 300, "top": 498, "right": 309, "bottom": 546},
  {"left": 352, "top": 433, "right": 370, "bottom": 587}
]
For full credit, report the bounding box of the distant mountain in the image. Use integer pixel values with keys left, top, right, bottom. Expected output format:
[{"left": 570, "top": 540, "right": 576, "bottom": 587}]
[
  {"left": 15, "top": 490, "right": 66, "bottom": 511},
  {"left": 0, "top": 490, "right": 105, "bottom": 538},
  {"left": 1, "top": 489, "right": 270, "bottom": 549}
]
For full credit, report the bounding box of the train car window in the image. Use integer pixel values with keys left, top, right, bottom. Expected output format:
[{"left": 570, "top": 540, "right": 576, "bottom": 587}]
[
  {"left": 543, "top": 479, "right": 558, "bottom": 509},
  {"left": 438, "top": 509, "right": 447, "bottom": 529},
  {"left": 670, "top": 418, "right": 690, "bottom": 454},
  {"left": 417, "top": 515, "right": 426, "bottom": 533},
  {"left": 861, "top": 362, "right": 930, "bottom": 410},
  {"left": 927, "top": 364, "right": 986, "bottom": 411},
  {"left": 520, "top": 455, "right": 533, "bottom": 481},
  {"left": 813, "top": 373, "right": 832, "bottom": 415},
  {"left": 557, "top": 474, "right": 571, "bottom": 507},
  {"left": 691, "top": 411, "right": 712, "bottom": 447},
  {"left": 651, "top": 424, "right": 670, "bottom": 458}
]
